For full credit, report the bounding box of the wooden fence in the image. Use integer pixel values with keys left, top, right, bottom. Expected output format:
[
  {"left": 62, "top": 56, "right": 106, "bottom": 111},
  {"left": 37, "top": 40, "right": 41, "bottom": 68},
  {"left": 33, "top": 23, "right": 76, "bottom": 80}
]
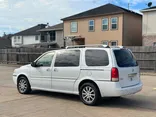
[
  {"left": 0, "top": 48, "right": 57, "bottom": 64},
  {"left": 127, "top": 46, "right": 156, "bottom": 72},
  {"left": 0, "top": 46, "right": 156, "bottom": 72}
]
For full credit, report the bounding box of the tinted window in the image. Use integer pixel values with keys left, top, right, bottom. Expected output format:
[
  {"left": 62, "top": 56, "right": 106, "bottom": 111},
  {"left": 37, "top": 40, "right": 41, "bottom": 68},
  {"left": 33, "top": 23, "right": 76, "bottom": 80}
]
[
  {"left": 114, "top": 49, "right": 138, "bottom": 67},
  {"left": 85, "top": 50, "right": 109, "bottom": 66},
  {"left": 36, "top": 52, "right": 54, "bottom": 67},
  {"left": 111, "top": 41, "right": 117, "bottom": 46},
  {"left": 55, "top": 50, "right": 80, "bottom": 67}
]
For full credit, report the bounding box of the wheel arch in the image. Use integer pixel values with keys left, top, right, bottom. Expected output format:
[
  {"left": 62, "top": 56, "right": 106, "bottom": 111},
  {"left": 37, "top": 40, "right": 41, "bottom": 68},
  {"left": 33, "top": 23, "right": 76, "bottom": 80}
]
[
  {"left": 17, "top": 74, "right": 29, "bottom": 83},
  {"left": 78, "top": 79, "right": 100, "bottom": 94}
]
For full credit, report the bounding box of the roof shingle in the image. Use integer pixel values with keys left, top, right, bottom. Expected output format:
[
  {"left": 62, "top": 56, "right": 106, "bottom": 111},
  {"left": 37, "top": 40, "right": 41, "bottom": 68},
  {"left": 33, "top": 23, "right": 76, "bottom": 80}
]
[
  {"left": 141, "top": 6, "right": 156, "bottom": 11},
  {"left": 14, "top": 24, "right": 47, "bottom": 36},
  {"left": 38, "top": 23, "right": 63, "bottom": 32},
  {"left": 62, "top": 3, "right": 141, "bottom": 21}
]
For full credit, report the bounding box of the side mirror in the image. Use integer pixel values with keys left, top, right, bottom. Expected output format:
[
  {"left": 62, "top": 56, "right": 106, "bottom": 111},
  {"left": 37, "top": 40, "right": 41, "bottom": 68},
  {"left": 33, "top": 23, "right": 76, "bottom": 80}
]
[{"left": 31, "top": 62, "right": 36, "bottom": 67}]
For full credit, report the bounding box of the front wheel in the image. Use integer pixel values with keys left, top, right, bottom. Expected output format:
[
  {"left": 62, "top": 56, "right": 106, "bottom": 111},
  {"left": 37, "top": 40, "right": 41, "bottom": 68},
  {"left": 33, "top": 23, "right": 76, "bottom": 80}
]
[
  {"left": 79, "top": 83, "right": 101, "bottom": 106},
  {"left": 17, "top": 77, "right": 31, "bottom": 94}
]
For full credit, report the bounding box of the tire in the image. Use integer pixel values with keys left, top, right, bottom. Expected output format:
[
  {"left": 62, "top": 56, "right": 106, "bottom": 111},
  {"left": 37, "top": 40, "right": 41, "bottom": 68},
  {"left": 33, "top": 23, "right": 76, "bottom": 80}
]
[
  {"left": 79, "top": 83, "right": 101, "bottom": 106},
  {"left": 17, "top": 76, "right": 31, "bottom": 94}
]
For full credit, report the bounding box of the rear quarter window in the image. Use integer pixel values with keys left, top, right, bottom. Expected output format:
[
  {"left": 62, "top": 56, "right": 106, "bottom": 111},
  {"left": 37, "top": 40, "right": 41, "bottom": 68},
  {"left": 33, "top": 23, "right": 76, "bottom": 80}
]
[
  {"left": 85, "top": 50, "right": 109, "bottom": 66},
  {"left": 114, "top": 49, "right": 138, "bottom": 67}
]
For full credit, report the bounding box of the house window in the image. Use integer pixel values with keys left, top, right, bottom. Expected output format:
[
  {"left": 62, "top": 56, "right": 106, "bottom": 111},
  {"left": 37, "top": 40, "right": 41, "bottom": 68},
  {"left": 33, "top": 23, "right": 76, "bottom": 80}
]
[
  {"left": 111, "top": 41, "right": 118, "bottom": 46},
  {"left": 102, "top": 41, "right": 109, "bottom": 45},
  {"left": 71, "top": 22, "right": 78, "bottom": 33},
  {"left": 89, "top": 20, "right": 94, "bottom": 31},
  {"left": 50, "top": 31, "right": 56, "bottom": 41},
  {"left": 35, "top": 35, "right": 39, "bottom": 40},
  {"left": 102, "top": 18, "right": 108, "bottom": 30},
  {"left": 153, "top": 42, "right": 156, "bottom": 46},
  {"left": 18, "top": 36, "right": 20, "bottom": 42},
  {"left": 14, "top": 36, "right": 16, "bottom": 42},
  {"left": 111, "top": 17, "right": 118, "bottom": 30}
]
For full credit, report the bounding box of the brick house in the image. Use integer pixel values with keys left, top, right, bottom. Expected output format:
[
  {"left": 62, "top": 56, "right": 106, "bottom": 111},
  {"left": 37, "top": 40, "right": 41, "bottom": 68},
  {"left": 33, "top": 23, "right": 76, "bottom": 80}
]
[
  {"left": 62, "top": 3, "right": 142, "bottom": 46},
  {"left": 141, "top": 6, "right": 156, "bottom": 46}
]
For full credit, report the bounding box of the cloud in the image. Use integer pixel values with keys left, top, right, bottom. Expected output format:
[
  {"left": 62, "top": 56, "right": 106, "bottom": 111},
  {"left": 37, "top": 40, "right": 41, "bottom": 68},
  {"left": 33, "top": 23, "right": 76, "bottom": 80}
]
[
  {"left": 121, "top": 0, "right": 156, "bottom": 6},
  {"left": 0, "top": 0, "right": 8, "bottom": 9},
  {"left": 14, "top": 1, "right": 25, "bottom": 8},
  {"left": 0, "top": 0, "right": 152, "bottom": 36}
]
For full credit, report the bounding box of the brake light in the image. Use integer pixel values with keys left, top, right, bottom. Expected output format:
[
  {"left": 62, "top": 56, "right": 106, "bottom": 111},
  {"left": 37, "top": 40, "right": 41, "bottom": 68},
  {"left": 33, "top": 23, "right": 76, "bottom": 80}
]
[{"left": 111, "top": 67, "right": 119, "bottom": 82}]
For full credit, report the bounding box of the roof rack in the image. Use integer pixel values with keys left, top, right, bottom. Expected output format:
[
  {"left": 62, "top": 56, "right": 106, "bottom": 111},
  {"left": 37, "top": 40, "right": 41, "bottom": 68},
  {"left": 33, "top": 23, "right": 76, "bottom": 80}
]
[
  {"left": 110, "top": 46, "right": 124, "bottom": 48},
  {"left": 66, "top": 44, "right": 125, "bottom": 49},
  {"left": 66, "top": 44, "right": 110, "bottom": 49}
]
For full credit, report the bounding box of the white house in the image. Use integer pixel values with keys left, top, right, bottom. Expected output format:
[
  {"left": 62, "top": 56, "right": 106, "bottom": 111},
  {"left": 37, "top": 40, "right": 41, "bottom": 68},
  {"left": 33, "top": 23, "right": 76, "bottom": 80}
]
[
  {"left": 12, "top": 23, "right": 64, "bottom": 48},
  {"left": 141, "top": 6, "right": 156, "bottom": 46},
  {"left": 11, "top": 24, "right": 47, "bottom": 47}
]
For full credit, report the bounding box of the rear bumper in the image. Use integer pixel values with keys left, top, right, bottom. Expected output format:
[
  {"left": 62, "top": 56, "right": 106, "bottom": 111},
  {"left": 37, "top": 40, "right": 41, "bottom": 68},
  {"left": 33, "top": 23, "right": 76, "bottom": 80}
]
[{"left": 96, "top": 81, "right": 143, "bottom": 97}]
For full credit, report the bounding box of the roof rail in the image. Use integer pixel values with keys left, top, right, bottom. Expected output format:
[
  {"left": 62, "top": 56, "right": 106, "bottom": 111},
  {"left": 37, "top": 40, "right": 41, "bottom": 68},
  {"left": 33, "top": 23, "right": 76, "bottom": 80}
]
[
  {"left": 110, "top": 46, "right": 124, "bottom": 48},
  {"left": 66, "top": 44, "right": 109, "bottom": 49}
]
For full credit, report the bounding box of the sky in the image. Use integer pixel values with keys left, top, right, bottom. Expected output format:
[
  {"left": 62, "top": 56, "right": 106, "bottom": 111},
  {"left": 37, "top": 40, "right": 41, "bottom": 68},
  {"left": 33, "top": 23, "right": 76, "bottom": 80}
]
[{"left": 0, "top": 0, "right": 156, "bottom": 36}]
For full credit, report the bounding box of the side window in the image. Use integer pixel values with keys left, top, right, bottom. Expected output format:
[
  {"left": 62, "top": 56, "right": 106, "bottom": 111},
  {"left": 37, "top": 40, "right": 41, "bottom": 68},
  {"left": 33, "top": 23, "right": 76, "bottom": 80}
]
[
  {"left": 35, "top": 35, "right": 39, "bottom": 40},
  {"left": 85, "top": 50, "right": 109, "bottom": 66},
  {"left": 153, "top": 42, "right": 156, "bottom": 46},
  {"left": 71, "top": 22, "right": 78, "bottom": 33},
  {"left": 102, "top": 18, "right": 109, "bottom": 31},
  {"left": 89, "top": 20, "right": 95, "bottom": 31},
  {"left": 18, "top": 36, "right": 20, "bottom": 42},
  {"left": 111, "top": 41, "right": 118, "bottom": 46},
  {"left": 14, "top": 36, "right": 16, "bottom": 42},
  {"left": 102, "top": 40, "right": 109, "bottom": 45},
  {"left": 111, "top": 17, "right": 118, "bottom": 30},
  {"left": 54, "top": 50, "right": 80, "bottom": 67},
  {"left": 36, "top": 52, "right": 54, "bottom": 67}
]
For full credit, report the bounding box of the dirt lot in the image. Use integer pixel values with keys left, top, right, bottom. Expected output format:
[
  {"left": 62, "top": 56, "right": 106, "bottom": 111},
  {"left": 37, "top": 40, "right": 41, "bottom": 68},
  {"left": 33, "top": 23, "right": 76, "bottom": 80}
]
[{"left": 0, "top": 65, "right": 156, "bottom": 117}]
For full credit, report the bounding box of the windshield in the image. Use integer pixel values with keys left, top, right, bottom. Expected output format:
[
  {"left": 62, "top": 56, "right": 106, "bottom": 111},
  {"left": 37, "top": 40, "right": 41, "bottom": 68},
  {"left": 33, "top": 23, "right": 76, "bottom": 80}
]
[{"left": 114, "top": 49, "right": 138, "bottom": 67}]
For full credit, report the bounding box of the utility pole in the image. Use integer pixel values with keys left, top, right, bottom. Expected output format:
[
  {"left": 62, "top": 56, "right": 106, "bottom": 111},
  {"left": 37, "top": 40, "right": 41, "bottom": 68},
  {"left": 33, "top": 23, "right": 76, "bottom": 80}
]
[
  {"left": 128, "top": 2, "right": 131, "bottom": 10},
  {"left": 128, "top": 3, "right": 130, "bottom": 10}
]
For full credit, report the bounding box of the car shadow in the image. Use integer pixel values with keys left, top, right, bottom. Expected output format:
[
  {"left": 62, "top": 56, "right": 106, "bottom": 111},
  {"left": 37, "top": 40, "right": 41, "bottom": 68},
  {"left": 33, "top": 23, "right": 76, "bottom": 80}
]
[
  {"left": 30, "top": 90, "right": 156, "bottom": 110},
  {"left": 31, "top": 90, "right": 80, "bottom": 102}
]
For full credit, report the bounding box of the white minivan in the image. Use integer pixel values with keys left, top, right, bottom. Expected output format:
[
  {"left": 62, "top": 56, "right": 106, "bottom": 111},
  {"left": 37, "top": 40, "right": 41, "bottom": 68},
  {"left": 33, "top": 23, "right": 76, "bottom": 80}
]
[{"left": 13, "top": 45, "right": 142, "bottom": 106}]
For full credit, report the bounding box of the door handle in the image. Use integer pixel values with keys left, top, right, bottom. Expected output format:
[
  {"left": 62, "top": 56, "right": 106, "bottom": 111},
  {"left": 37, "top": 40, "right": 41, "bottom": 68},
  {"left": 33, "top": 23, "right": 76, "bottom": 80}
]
[
  {"left": 54, "top": 68, "right": 58, "bottom": 72},
  {"left": 46, "top": 68, "right": 51, "bottom": 71}
]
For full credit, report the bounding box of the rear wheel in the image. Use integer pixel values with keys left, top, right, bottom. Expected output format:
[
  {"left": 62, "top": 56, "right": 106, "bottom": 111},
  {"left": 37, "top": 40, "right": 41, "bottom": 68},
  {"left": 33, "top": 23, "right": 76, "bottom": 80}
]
[
  {"left": 79, "top": 83, "right": 101, "bottom": 106},
  {"left": 17, "top": 76, "right": 31, "bottom": 94}
]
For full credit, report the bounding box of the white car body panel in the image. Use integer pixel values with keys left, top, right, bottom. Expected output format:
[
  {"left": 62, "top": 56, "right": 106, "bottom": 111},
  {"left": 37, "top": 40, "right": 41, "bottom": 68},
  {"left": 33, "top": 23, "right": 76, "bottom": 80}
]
[{"left": 13, "top": 47, "right": 143, "bottom": 97}]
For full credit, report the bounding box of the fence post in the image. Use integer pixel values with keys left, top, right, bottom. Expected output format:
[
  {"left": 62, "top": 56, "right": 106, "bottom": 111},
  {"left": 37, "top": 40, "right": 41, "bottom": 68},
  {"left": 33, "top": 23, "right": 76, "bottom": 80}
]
[
  {"left": 6, "top": 49, "right": 8, "bottom": 64},
  {"left": 155, "top": 53, "right": 156, "bottom": 72}
]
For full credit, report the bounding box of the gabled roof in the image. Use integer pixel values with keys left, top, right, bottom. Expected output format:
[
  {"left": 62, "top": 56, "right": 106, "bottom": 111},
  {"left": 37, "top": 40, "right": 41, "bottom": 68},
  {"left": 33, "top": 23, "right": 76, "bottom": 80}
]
[
  {"left": 38, "top": 23, "right": 63, "bottom": 32},
  {"left": 62, "top": 3, "right": 141, "bottom": 21},
  {"left": 141, "top": 6, "right": 156, "bottom": 12},
  {"left": 14, "top": 24, "right": 47, "bottom": 36}
]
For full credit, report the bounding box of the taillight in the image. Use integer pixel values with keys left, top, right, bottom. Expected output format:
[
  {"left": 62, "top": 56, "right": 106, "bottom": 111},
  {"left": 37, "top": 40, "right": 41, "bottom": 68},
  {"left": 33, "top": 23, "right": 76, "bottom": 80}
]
[{"left": 111, "top": 67, "right": 119, "bottom": 82}]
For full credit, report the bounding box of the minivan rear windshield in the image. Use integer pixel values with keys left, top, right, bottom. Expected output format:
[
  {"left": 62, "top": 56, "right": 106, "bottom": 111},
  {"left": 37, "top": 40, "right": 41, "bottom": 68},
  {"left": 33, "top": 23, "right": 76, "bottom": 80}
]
[{"left": 114, "top": 49, "right": 138, "bottom": 67}]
